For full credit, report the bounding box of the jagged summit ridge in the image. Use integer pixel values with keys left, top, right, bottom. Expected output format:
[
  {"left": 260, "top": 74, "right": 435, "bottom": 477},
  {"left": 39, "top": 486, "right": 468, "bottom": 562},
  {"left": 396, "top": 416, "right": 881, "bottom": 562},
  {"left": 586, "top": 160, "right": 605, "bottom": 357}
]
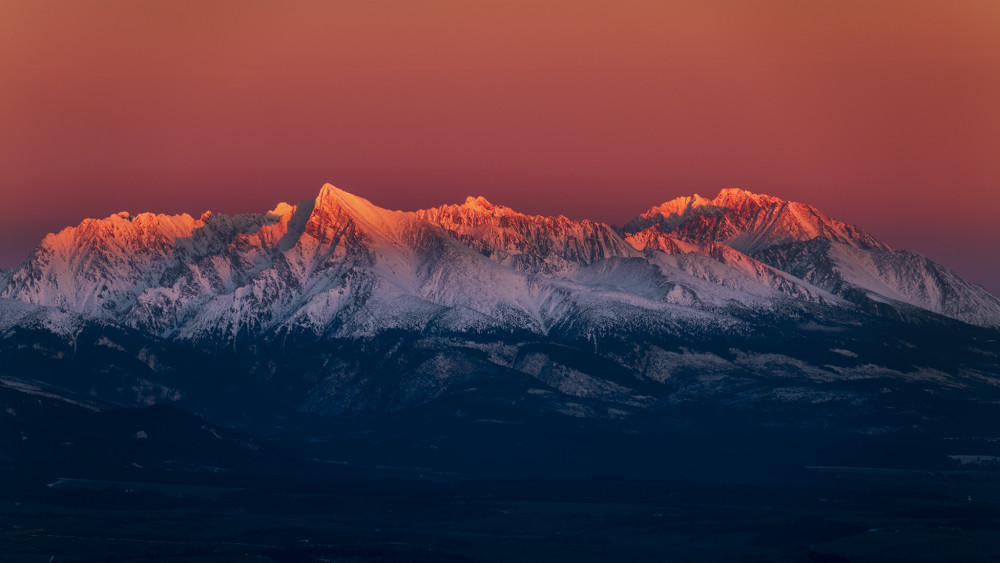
[
  {"left": 2, "top": 183, "right": 999, "bottom": 334},
  {"left": 623, "top": 188, "right": 1000, "bottom": 327},
  {"left": 417, "top": 196, "right": 633, "bottom": 274},
  {"left": 625, "top": 188, "right": 888, "bottom": 252}
]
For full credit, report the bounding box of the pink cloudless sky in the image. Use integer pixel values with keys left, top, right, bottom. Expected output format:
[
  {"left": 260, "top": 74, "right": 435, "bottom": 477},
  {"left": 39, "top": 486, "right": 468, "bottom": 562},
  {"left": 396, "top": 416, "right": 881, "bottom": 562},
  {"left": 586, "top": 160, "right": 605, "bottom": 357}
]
[{"left": 2, "top": 0, "right": 999, "bottom": 294}]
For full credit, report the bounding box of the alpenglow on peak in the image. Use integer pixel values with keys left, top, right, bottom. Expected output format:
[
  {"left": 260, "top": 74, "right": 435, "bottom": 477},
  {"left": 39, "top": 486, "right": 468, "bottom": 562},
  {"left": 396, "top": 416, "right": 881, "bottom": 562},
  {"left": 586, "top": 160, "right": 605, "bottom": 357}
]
[{"left": 2, "top": 183, "right": 998, "bottom": 332}]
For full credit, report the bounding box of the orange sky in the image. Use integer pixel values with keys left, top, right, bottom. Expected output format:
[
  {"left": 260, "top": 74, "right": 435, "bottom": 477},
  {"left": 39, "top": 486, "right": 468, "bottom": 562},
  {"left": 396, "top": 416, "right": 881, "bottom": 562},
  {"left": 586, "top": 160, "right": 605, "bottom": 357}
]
[{"left": 2, "top": 1, "right": 999, "bottom": 293}]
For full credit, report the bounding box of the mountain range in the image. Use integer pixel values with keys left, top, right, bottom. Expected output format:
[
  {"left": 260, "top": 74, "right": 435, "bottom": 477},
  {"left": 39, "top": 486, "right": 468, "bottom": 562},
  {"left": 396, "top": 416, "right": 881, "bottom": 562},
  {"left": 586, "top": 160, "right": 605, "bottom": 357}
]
[{"left": 1, "top": 184, "right": 999, "bottom": 426}]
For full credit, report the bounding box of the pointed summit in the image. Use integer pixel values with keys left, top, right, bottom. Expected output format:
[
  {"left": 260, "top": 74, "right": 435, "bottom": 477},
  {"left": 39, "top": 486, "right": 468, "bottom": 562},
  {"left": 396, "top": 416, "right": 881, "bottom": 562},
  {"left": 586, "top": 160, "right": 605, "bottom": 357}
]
[
  {"left": 305, "top": 183, "right": 403, "bottom": 241},
  {"left": 314, "top": 183, "right": 379, "bottom": 214}
]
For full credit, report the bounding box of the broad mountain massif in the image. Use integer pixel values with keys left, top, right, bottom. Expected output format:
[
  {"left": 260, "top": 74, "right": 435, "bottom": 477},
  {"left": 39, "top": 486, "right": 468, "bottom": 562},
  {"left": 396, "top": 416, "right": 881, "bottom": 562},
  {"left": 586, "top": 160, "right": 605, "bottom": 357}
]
[{"left": 2, "top": 184, "right": 999, "bottom": 425}]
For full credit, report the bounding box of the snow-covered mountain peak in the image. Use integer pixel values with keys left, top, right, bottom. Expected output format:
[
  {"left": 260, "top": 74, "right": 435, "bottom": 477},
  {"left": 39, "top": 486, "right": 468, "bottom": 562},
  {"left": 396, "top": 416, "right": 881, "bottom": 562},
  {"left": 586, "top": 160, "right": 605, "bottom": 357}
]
[
  {"left": 635, "top": 188, "right": 790, "bottom": 228},
  {"left": 0, "top": 209, "right": 215, "bottom": 316},
  {"left": 444, "top": 195, "right": 530, "bottom": 220},
  {"left": 712, "top": 188, "right": 818, "bottom": 215},
  {"left": 714, "top": 187, "right": 774, "bottom": 204},
  {"left": 38, "top": 210, "right": 203, "bottom": 260},
  {"left": 4, "top": 182, "right": 998, "bottom": 337},
  {"left": 641, "top": 193, "right": 715, "bottom": 219},
  {"left": 312, "top": 183, "right": 384, "bottom": 221},
  {"left": 627, "top": 188, "right": 888, "bottom": 253},
  {"left": 316, "top": 183, "right": 372, "bottom": 210},
  {"left": 461, "top": 195, "right": 500, "bottom": 213},
  {"left": 303, "top": 183, "right": 411, "bottom": 246},
  {"left": 416, "top": 197, "right": 633, "bottom": 274}
]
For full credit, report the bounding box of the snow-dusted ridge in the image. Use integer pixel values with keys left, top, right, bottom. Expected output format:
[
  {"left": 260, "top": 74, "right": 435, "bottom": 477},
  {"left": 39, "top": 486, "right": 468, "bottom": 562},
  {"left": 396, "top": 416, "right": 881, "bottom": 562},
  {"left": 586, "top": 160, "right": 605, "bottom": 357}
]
[
  {"left": 625, "top": 188, "right": 888, "bottom": 252},
  {"left": 2, "top": 183, "right": 999, "bottom": 340},
  {"left": 624, "top": 188, "right": 1000, "bottom": 328}
]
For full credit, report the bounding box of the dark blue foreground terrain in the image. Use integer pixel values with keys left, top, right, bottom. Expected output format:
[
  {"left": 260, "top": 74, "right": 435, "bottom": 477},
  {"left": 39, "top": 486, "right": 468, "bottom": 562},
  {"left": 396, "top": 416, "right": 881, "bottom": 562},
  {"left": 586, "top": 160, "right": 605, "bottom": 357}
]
[{"left": 4, "top": 376, "right": 1000, "bottom": 562}]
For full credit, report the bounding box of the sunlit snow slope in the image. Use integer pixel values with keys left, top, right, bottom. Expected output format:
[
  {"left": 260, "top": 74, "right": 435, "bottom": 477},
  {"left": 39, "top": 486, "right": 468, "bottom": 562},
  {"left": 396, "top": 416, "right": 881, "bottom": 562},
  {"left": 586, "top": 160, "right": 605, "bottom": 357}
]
[{"left": 4, "top": 184, "right": 999, "bottom": 336}]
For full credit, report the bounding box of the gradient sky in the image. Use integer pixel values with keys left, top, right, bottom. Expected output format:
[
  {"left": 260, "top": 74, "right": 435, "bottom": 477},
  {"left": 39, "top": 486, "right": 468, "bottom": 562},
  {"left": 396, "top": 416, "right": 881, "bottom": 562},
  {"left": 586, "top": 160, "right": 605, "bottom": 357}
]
[{"left": 2, "top": 1, "right": 999, "bottom": 294}]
